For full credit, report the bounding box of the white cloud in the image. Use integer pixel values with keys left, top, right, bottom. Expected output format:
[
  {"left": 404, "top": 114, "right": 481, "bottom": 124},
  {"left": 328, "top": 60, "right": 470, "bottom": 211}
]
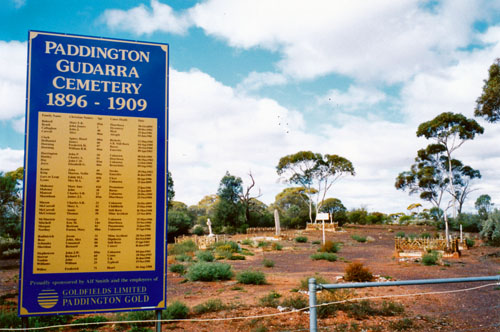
[
  {"left": 237, "top": 71, "right": 288, "bottom": 92},
  {"left": 0, "top": 41, "right": 26, "bottom": 121},
  {"left": 101, "top": 0, "right": 191, "bottom": 35},
  {"left": 320, "top": 85, "right": 387, "bottom": 112},
  {"left": 0, "top": 148, "right": 24, "bottom": 172},
  {"left": 167, "top": 67, "right": 428, "bottom": 212},
  {"left": 100, "top": 1, "right": 493, "bottom": 83},
  {"left": 188, "top": 0, "right": 489, "bottom": 82}
]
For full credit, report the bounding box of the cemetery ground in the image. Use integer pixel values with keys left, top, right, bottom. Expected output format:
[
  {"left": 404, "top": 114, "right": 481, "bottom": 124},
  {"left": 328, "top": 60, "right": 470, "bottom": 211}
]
[{"left": 1, "top": 225, "right": 499, "bottom": 331}]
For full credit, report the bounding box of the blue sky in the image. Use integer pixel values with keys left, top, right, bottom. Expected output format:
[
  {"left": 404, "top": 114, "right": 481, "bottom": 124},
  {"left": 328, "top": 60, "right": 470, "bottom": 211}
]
[{"left": 1, "top": 0, "right": 500, "bottom": 214}]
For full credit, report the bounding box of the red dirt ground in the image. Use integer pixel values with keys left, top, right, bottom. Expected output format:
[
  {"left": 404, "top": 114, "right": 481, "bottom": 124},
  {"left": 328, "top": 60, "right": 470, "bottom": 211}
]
[{"left": 2, "top": 224, "right": 499, "bottom": 331}]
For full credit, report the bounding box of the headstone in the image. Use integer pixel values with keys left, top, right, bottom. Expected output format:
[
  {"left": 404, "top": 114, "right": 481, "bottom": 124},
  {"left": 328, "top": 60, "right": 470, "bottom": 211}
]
[
  {"left": 207, "top": 218, "right": 214, "bottom": 237},
  {"left": 274, "top": 209, "right": 281, "bottom": 236}
]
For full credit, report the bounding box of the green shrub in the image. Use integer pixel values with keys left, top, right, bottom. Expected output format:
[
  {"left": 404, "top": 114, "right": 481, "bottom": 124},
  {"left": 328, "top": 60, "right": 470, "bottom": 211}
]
[
  {"left": 420, "top": 233, "right": 431, "bottom": 239},
  {"left": 281, "top": 294, "right": 308, "bottom": 309},
  {"left": 214, "top": 241, "right": 240, "bottom": 252},
  {"left": 228, "top": 254, "right": 246, "bottom": 260},
  {"left": 240, "top": 248, "right": 254, "bottom": 256},
  {"left": 319, "top": 240, "right": 340, "bottom": 253},
  {"left": 480, "top": 210, "right": 500, "bottom": 246},
  {"left": 316, "top": 289, "right": 353, "bottom": 318},
  {"left": 196, "top": 250, "right": 215, "bottom": 262},
  {"left": 258, "top": 291, "right": 281, "bottom": 308},
  {"left": 294, "top": 236, "right": 308, "bottom": 243},
  {"left": 163, "top": 301, "right": 189, "bottom": 319},
  {"left": 175, "top": 254, "right": 192, "bottom": 262},
  {"left": 311, "top": 252, "right": 338, "bottom": 262},
  {"left": 192, "top": 225, "right": 205, "bottom": 236},
  {"left": 257, "top": 241, "right": 270, "bottom": 248},
  {"left": 0, "top": 237, "right": 20, "bottom": 259},
  {"left": 312, "top": 240, "right": 321, "bottom": 245},
  {"left": 72, "top": 315, "right": 108, "bottom": 328},
  {"left": 421, "top": 251, "right": 439, "bottom": 266},
  {"left": 299, "top": 275, "right": 330, "bottom": 290},
  {"left": 169, "top": 240, "right": 197, "bottom": 255},
  {"left": 379, "top": 301, "right": 404, "bottom": 316},
  {"left": 465, "top": 238, "right": 475, "bottom": 247},
  {"left": 28, "top": 314, "right": 73, "bottom": 328},
  {"left": 237, "top": 270, "right": 266, "bottom": 285},
  {"left": 344, "top": 262, "right": 373, "bottom": 282},
  {"left": 395, "top": 231, "right": 405, "bottom": 238},
  {"left": 351, "top": 235, "right": 366, "bottom": 243},
  {"left": 263, "top": 258, "right": 275, "bottom": 268},
  {"left": 1, "top": 248, "right": 20, "bottom": 259},
  {"left": 345, "top": 300, "right": 378, "bottom": 319},
  {"left": 242, "top": 239, "right": 254, "bottom": 246},
  {"left": 271, "top": 242, "right": 282, "bottom": 250},
  {"left": 193, "top": 299, "right": 226, "bottom": 315},
  {"left": 169, "top": 264, "right": 186, "bottom": 275},
  {"left": 0, "top": 309, "right": 21, "bottom": 328},
  {"left": 186, "top": 262, "right": 233, "bottom": 281},
  {"left": 389, "top": 318, "right": 414, "bottom": 330}
]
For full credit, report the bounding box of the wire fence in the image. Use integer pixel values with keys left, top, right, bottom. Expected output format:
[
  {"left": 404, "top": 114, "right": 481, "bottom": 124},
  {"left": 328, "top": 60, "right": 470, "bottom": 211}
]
[{"left": 1, "top": 281, "right": 498, "bottom": 331}]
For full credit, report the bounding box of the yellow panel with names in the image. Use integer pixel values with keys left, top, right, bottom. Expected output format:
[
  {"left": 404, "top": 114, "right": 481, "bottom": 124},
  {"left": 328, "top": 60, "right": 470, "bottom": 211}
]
[{"left": 33, "top": 112, "right": 157, "bottom": 274}]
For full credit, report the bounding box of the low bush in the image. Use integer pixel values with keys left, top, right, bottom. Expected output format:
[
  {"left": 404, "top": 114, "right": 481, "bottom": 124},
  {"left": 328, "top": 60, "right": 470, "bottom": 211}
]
[
  {"left": 345, "top": 300, "right": 379, "bottom": 319},
  {"left": 237, "top": 270, "right": 266, "bottom": 285},
  {"left": 480, "top": 210, "right": 500, "bottom": 246},
  {"left": 389, "top": 318, "right": 414, "bottom": 330},
  {"left": 228, "top": 254, "right": 246, "bottom": 260},
  {"left": 351, "top": 235, "right": 366, "bottom": 243},
  {"left": 258, "top": 241, "right": 270, "bottom": 248},
  {"left": 294, "top": 236, "right": 308, "bottom": 243},
  {"left": 186, "top": 262, "right": 233, "bottom": 281},
  {"left": 258, "top": 291, "right": 281, "bottom": 308},
  {"left": 163, "top": 301, "right": 189, "bottom": 319},
  {"left": 420, "top": 233, "right": 431, "bottom": 239},
  {"left": 214, "top": 241, "right": 240, "bottom": 252},
  {"left": 192, "top": 225, "right": 205, "bottom": 236},
  {"left": 175, "top": 254, "right": 192, "bottom": 262},
  {"left": 379, "top": 301, "right": 405, "bottom": 316},
  {"left": 299, "top": 275, "right": 330, "bottom": 290},
  {"left": 281, "top": 294, "right": 308, "bottom": 309},
  {"left": 168, "top": 240, "right": 197, "bottom": 255},
  {"left": 271, "top": 242, "right": 282, "bottom": 250},
  {"left": 28, "top": 314, "right": 73, "bottom": 328},
  {"left": 466, "top": 238, "right": 475, "bottom": 247},
  {"left": 344, "top": 262, "right": 373, "bottom": 282},
  {"left": 395, "top": 231, "right": 405, "bottom": 238},
  {"left": 421, "top": 251, "right": 439, "bottom": 266},
  {"left": 169, "top": 264, "right": 186, "bottom": 275},
  {"left": 319, "top": 240, "right": 341, "bottom": 253},
  {"left": 312, "top": 240, "right": 321, "bottom": 245},
  {"left": 0, "top": 309, "right": 21, "bottom": 328},
  {"left": 196, "top": 250, "right": 215, "bottom": 262},
  {"left": 310, "top": 252, "right": 338, "bottom": 262},
  {"left": 242, "top": 239, "right": 254, "bottom": 246},
  {"left": 0, "top": 237, "right": 20, "bottom": 259},
  {"left": 263, "top": 258, "right": 275, "bottom": 268},
  {"left": 316, "top": 289, "right": 353, "bottom": 318},
  {"left": 192, "top": 299, "right": 226, "bottom": 315},
  {"left": 72, "top": 315, "right": 108, "bottom": 328}
]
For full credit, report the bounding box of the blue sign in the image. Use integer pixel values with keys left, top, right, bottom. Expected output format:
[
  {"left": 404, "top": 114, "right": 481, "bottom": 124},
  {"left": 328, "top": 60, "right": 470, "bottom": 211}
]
[{"left": 19, "top": 31, "right": 168, "bottom": 316}]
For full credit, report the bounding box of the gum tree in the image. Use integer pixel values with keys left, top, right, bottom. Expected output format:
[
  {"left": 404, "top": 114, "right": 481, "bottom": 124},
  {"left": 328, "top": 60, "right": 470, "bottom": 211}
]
[
  {"left": 416, "top": 112, "right": 484, "bottom": 218},
  {"left": 474, "top": 58, "right": 500, "bottom": 122},
  {"left": 276, "top": 151, "right": 355, "bottom": 223}
]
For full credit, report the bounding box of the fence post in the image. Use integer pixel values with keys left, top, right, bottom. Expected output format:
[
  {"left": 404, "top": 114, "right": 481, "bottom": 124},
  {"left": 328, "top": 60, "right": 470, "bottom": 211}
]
[{"left": 309, "top": 278, "right": 318, "bottom": 332}]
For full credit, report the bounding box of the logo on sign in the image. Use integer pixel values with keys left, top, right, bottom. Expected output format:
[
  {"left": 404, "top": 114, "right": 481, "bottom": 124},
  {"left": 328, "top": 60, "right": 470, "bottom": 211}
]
[{"left": 37, "top": 289, "right": 59, "bottom": 309}]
